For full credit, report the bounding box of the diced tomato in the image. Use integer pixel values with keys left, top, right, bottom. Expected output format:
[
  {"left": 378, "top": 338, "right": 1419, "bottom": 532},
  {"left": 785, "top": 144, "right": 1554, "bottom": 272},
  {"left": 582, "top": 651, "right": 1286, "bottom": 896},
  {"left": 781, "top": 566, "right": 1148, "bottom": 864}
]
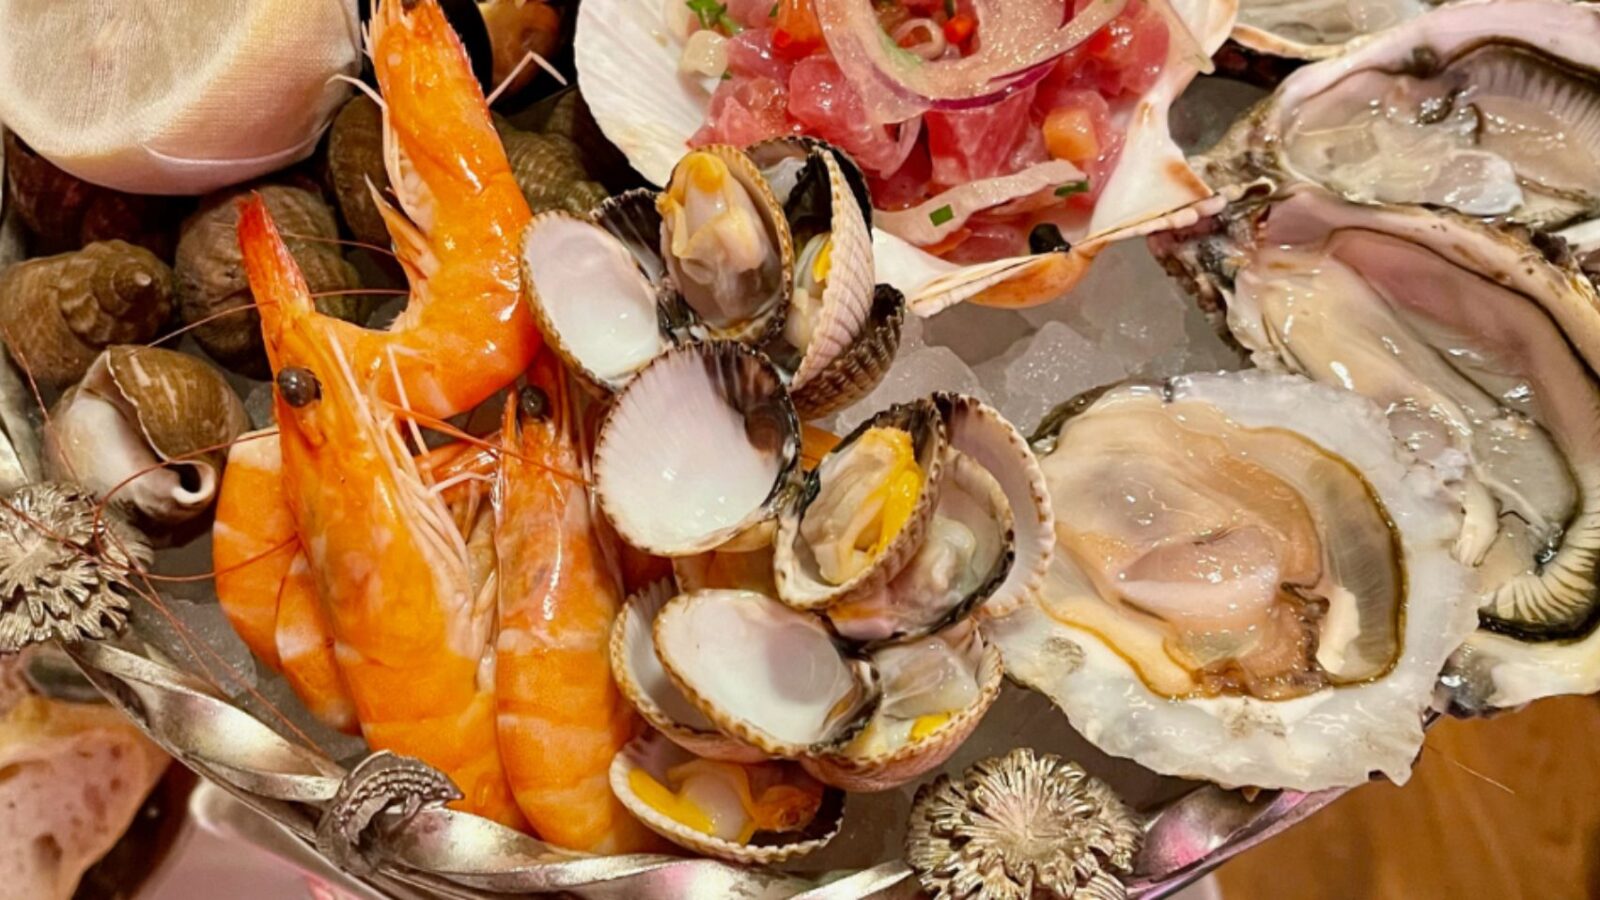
[
  {"left": 924, "top": 85, "right": 1035, "bottom": 187},
  {"left": 942, "top": 13, "right": 975, "bottom": 47},
  {"left": 772, "top": 0, "right": 823, "bottom": 59},
  {"left": 694, "top": 74, "right": 794, "bottom": 147},
  {"left": 1056, "top": 0, "right": 1169, "bottom": 97},
  {"left": 788, "top": 57, "right": 908, "bottom": 174},
  {"left": 726, "top": 28, "right": 795, "bottom": 82},
  {"left": 1042, "top": 106, "right": 1099, "bottom": 163}
]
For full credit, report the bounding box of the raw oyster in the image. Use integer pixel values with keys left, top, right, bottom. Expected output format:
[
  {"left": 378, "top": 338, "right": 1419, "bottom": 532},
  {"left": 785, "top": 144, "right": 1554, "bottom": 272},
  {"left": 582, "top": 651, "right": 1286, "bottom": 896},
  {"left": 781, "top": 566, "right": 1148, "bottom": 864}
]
[
  {"left": 594, "top": 341, "right": 799, "bottom": 557},
  {"left": 1206, "top": 0, "right": 1600, "bottom": 229},
  {"left": 1152, "top": 184, "right": 1600, "bottom": 709},
  {"left": 1231, "top": 0, "right": 1432, "bottom": 59},
  {"left": 988, "top": 372, "right": 1476, "bottom": 790},
  {"left": 574, "top": 0, "right": 1239, "bottom": 310},
  {"left": 609, "top": 729, "right": 844, "bottom": 863}
]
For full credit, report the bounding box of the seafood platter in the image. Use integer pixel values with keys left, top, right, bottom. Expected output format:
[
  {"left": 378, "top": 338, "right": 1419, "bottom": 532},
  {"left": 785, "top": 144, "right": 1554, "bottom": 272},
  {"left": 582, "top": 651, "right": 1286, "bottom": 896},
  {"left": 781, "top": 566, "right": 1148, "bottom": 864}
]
[{"left": 0, "top": 0, "right": 1596, "bottom": 896}]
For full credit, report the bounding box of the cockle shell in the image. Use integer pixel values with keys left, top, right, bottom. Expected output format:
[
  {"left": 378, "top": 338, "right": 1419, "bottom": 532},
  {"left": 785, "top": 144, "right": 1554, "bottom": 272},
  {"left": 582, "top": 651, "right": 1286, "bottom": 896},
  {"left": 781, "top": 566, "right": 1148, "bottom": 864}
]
[
  {"left": 44, "top": 346, "right": 249, "bottom": 528},
  {"left": 574, "top": 0, "right": 1239, "bottom": 311},
  {"left": 0, "top": 240, "right": 173, "bottom": 387},
  {"left": 494, "top": 118, "right": 609, "bottom": 215},
  {"left": 175, "top": 185, "right": 364, "bottom": 377}
]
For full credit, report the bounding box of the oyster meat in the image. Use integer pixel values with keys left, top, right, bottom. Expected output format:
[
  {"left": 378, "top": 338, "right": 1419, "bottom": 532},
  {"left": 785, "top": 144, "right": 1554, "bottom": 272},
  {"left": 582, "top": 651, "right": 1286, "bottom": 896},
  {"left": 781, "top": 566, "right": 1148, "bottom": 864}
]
[
  {"left": 988, "top": 372, "right": 1476, "bottom": 790},
  {"left": 1231, "top": 0, "right": 1432, "bottom": 59},
  {"left": 1207, "top": 0, "right": 1600, "bottom": 229},
  {"left": 1153, "top": 185, "right": 1600, "bottom": 709}
]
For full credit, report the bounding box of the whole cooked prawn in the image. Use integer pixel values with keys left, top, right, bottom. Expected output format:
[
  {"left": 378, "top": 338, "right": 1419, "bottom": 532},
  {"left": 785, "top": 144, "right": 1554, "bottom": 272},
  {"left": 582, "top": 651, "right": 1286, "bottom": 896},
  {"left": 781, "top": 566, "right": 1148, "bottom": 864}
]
[
  {"left": 238, "top": 194, "right": 525, "bottom": 829},
  {"left": 492, "top": 353, "right": 661, "bottom": 853},
  {"left": 328, "top": 0, "right": 539, "bottom": 420}
]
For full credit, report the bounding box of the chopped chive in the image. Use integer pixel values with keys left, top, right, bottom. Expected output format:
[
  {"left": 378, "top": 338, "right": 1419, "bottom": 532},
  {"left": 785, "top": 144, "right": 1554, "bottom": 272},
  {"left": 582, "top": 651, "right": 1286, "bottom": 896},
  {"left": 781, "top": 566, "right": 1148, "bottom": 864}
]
[
  {"left": 721, "top": 70, "right": 733, "bottom": 80},
  {"left": 769, "top": 1, "right": 779, "bottom": 16},
  {"left": 943, "top": 0, "right": 956, "bottom": 16},
  {"left": 1054, "top": 180, "right": 1090, "bottom": 197},
  {"left": 929, "top": 205, "right": 954, "bottom": 227},
  {"left": 686, "top": 0, "right": 741, "bottom": 33}
]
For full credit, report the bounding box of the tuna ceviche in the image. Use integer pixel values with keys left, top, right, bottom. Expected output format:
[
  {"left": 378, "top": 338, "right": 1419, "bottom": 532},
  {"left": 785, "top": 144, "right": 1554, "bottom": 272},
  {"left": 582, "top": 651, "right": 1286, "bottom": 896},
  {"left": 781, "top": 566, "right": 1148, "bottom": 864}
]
[{"left": 671, "top": 0, "right": 1178, "bottom": 262}]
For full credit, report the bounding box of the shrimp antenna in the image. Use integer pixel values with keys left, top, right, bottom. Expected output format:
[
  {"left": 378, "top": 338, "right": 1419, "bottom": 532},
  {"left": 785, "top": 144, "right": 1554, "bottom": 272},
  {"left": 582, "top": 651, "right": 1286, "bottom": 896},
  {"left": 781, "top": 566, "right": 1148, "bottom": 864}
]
[{"left": 486, "top": 49, "right": 566, "bottom": 108}]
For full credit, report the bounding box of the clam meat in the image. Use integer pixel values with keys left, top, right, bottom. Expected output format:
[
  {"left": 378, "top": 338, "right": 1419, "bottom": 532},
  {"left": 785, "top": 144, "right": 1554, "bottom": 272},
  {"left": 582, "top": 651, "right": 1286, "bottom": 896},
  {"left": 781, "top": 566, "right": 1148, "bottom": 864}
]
[{"left": 988, "top": 372, "right": 1476, "bottom": 790}]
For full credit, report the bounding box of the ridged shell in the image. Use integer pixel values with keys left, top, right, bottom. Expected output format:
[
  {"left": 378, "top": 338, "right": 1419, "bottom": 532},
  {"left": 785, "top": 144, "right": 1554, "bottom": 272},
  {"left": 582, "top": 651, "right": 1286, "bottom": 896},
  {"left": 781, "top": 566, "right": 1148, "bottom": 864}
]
[
  {"left": 653, "top": 589, "right": 879, "bottom": 758},
  {"left": 935, "top": 393, "right": 1055, "bottom": 620},
  {"left": 790, "top": 285, "right": 905, "bottom": 421},
  {"left": 773, "top": 398, "right": 948, "bottom": 611},
  {"left": 747, "top": 136, "right": 872, "bottom": 227},
  {"left": 659, "top": 145, "right": 795, "bottom": 345},
  {"left": 496, "top": 119, "right": 609, "bottom": 216},
  {"left": 803, "top": 625, "right": 1003, "bottom": 792},
  {"left": 43, "top": 346, "right": 247, "bottom": 526},
  {"left": 594, "top": 341, "right": 799, "bottom": 557},
  {"left": 609, "top": 730, "right": 844, "bottom": 864},
  {"left": 0, "top": 241, "right": 173, "bottom": 386},
  {"left": 3, "top": 131, "right": 186, "bottom": 260},
  {"left": 609, "top": 580, "right": 770, "bottom": 763},
  {"left": 175, "top": 185, "right": 364, "bottom": 377},
  {"left": 520, "top": 210, "right": 667, "bottom": 392},
  {"left": 324, "top": 94, "right": 391, "bottom": 249},
  {"left": 575, "top": 0, "right": 1238, "bottom": 311},
  {"left": 823, "top": 449, "right": 1015, "bottom": 646},
  {"left": 595, "top": 188, "right": 669, "bottom": 282}
]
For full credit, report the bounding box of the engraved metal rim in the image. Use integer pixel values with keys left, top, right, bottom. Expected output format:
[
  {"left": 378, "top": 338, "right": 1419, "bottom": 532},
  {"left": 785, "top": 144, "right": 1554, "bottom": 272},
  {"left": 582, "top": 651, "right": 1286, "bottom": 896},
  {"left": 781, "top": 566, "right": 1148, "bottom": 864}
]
[{"left": 55, "top": 631, "right": 1346, "bottom": 898}]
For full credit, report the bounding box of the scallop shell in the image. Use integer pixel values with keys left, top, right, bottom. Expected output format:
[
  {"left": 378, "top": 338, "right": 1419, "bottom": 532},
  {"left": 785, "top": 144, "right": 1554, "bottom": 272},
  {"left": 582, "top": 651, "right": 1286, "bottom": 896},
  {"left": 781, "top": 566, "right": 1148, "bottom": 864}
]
[
  {"left": 0, "top": 241, "right": 173, "bottom": 387},
  {"left": 658, "top": 145, "right": 795, "bottom": 345},
  {"left": 575, "top": 0, "right": 1238, "bottom": 311},
  {"left": 609, "top": 580, "right": 770, "bottom": 763},
  {"left": 609, "top": 730, "right": 844, "bottom": 864},
  {"left": 324, "top": 93, "right": 391, "bottom": 249},
  {"left": 773, "top": 398, "right": 948, "bottom": 612},
  {"left": 804, "top": 624, "right": 1004, "bottom": 792},
  {"left": 175, "top": 185, "right": 364, "bottom": 377},
  {"left": 44, "top": 346, "right": 249, "bottom": 527},
  {"left": 935, "top": 393, "right": 1055, "bottom": 620},
  {"left": 594, "top": 341, "right": 799, "bottom": 557}
]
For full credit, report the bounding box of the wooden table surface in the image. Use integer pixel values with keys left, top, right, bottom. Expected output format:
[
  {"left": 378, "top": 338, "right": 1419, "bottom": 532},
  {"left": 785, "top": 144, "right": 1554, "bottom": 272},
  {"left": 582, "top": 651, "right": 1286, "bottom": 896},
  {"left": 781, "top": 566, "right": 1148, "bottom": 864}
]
[{"left": 1215, "top": 695, "right": 1600, "bottom": 899}]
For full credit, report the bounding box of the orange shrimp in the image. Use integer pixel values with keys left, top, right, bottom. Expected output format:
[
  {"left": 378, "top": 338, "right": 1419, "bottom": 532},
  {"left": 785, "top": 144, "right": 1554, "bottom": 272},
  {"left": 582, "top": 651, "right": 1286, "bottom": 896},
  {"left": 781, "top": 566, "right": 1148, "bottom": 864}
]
[
  {"left": 492, "top": 353, "right": 659, "bottom": 853},
  {"left": 240, "top": 195, "right": 526, "bottom": 830},
  {"left": 214, "top": 433, "right": 294, "bottom": 671},
  {"left": 319, "top": 0, "right": 539, "bottom": 420}
]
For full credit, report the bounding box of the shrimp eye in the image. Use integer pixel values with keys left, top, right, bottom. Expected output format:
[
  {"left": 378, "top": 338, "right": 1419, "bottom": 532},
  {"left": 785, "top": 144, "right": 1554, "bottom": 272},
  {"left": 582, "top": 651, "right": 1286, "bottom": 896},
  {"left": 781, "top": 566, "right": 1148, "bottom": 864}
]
[
  {"left": 277, "top": 367, "right": 321, "bottom": 408},
  {"left": 518, "top": 386, "right": 550, "bottom": 422}
]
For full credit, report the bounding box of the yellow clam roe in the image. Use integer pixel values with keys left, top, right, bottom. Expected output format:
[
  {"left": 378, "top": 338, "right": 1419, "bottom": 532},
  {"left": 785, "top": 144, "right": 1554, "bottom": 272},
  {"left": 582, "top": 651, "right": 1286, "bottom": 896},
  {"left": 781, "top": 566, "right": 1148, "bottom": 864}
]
[
  {"left": 910, "top": 712, "right": 952, "bottom": 741},
  {"left": 628, "top": 760, "right": 822, "bottom": 843},
  {"left": 803, "top": 426, "right": 924, "bottom": 584}
]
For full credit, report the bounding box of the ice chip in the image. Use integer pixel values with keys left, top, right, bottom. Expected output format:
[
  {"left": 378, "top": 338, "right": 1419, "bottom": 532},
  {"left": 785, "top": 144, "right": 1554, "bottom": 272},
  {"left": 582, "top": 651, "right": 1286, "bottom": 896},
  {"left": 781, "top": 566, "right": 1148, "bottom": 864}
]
[{"left": 1003, "top": 322, "right": 1131, "bottom": 435}]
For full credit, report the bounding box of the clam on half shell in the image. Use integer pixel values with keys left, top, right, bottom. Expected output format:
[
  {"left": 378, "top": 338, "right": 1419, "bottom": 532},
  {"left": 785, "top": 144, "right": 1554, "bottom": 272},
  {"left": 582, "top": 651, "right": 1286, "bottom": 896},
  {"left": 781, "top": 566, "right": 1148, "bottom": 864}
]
[
  {"left": 609, "top": 730, "right": 844, "bottom": 864},
  {"left": 1206, "top": 0, "right": 1600, "bottom": 230},
  {"left": 1152, "top": 184, "right": 1600, "bottom": 711},
  {"left": 988, "top": 372, "right": 1477, "bottom": 791},
  {"left": 574, "top": 0, "right": 1238, "bottom": 312}
]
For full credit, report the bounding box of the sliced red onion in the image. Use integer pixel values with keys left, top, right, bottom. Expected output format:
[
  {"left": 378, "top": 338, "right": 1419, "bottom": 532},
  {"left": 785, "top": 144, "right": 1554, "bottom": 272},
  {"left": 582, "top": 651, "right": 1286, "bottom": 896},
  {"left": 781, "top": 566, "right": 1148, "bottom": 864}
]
[
  {"left": 875, "top": 160, "right": 1087, "bottom": 246},
  {"left": 812, "top": 0, "right": 1129, "bottom": 125}
]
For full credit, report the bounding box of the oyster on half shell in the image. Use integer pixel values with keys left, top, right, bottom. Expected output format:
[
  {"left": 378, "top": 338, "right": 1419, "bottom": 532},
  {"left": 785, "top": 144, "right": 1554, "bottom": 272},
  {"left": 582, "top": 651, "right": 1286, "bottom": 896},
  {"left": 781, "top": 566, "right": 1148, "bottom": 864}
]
[
  {"left": 1207, "top": 0, "right": 1600, "bottom": 229},
  {"left": 988, "top": 372, "right": 1476, "bottom": 790},
  {"left": 1230, "top": 0, "right": 1434, "bottom": 60},
  {"left": 1152, "top": 184, "right": 1600, "bottom": 710}
]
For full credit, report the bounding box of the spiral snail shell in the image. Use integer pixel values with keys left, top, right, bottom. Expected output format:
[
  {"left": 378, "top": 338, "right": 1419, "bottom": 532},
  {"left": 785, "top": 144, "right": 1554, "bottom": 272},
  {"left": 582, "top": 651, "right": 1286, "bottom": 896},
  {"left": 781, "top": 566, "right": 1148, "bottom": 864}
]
[
  {"left": 44, "top": 346, "right": 249, "bottom": 528},
  {"left": 175, "top": 184, "right": 364, "bottom": 377},
  {"left": 0, "top": 241, "right": 174, "bottom": 387}
]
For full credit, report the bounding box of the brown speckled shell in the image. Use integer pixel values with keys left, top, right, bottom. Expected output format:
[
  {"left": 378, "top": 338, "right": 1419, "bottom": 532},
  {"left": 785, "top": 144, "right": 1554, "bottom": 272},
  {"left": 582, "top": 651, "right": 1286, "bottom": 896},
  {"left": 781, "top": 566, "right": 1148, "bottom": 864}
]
[
  {"left": 324, "top": 94, "right": 392, "bottom": 249},
  {"left": 4, "top": 132, "right": 187, "bottom": 260},
  {"left": 0, "top": 241, "right": 173, "bottom": 386},
  {"left": 496, "top": 119, "right": 608, "bottom": 216},
  {"left": 102, "top": 345, "right": 249, "bottom": 475},
  {"left": 175, "top": 185, "right": 363, "bottom": 377}
]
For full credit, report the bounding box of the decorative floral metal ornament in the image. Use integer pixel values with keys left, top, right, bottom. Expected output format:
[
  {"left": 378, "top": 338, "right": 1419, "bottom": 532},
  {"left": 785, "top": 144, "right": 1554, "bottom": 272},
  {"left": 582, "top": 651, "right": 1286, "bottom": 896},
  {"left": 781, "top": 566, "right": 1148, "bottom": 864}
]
[
  {"left": 0, "top": 481, "right": 150, "bottom": 652},
  {"left": 906, "top": 748, "right": 1142, "bottom": 900}
]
